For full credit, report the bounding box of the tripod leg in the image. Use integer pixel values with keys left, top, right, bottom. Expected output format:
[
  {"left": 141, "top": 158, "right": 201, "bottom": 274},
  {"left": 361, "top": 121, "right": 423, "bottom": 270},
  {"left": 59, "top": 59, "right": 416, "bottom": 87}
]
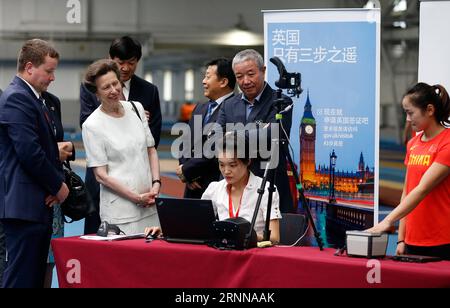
[
  {"left": 263, "top": 166, "right": 276, "bottom": 242},
  {"left": 281, "top": 140, "right": 324, "bottom": 250}
]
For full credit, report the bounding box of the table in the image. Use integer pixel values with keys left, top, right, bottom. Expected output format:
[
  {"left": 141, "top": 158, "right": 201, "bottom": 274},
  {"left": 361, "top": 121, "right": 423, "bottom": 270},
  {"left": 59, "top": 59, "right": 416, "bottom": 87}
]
[{"left": 52, "top": 237, "right": 450, "bottom": 288}]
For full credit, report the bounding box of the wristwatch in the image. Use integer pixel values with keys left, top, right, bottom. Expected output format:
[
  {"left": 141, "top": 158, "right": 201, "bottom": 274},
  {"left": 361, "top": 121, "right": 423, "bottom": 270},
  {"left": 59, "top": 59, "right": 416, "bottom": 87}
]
[{"left": 152, "top": 179, "right": 162, "bottom": 186}]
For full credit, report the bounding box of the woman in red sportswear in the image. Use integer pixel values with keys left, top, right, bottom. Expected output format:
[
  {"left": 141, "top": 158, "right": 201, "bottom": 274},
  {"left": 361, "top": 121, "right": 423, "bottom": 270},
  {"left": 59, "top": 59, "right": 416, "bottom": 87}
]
[{"left": 369, "top": 82, "right": 450, "bottom": 260}]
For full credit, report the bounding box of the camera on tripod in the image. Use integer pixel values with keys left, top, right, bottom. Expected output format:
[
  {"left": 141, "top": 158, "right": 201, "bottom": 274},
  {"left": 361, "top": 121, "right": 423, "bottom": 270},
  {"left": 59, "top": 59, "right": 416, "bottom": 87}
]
[{"left": 270, "top": 56, "right": 303, "bottom": 98}]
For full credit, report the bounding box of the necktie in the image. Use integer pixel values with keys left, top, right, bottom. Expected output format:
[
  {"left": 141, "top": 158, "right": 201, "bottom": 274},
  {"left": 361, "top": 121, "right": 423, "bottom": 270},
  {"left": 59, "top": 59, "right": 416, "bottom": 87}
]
[
  {"left": 203, "top": 101, "right": 218, "bottom": 124},
  {"left": 121, "top": 85, "right": 127, "bottom": 101},
  {"left": 40, "top": 96, "right": 56, "bottom": 137}
]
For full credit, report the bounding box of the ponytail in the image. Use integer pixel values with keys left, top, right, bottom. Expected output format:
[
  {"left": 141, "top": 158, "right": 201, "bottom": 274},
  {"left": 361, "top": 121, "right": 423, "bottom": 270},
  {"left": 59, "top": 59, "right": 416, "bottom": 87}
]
[
  {"left": 433, "top": 85, "right": 450, "bottom": 126},
  {"left": 404, "top": 82, "right": 450, "bottom": 126}
]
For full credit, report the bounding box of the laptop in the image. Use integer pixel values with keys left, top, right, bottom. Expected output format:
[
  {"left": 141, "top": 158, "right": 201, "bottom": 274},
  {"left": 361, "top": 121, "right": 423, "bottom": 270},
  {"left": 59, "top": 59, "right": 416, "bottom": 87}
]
[{"left": 155, "top": 197, "right": 217, "bottom": 244}]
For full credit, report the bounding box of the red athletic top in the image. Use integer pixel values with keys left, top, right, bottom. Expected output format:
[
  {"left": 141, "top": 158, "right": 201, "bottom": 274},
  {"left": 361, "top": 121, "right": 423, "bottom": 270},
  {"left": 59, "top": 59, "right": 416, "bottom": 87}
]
[{"left": 404, "top": 128, "right": 450, "bottom": 246}]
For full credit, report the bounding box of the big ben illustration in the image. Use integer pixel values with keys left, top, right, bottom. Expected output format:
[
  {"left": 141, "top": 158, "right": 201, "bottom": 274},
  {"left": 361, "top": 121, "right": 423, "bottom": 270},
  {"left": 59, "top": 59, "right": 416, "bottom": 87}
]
[{"left": 300, "top": 91, "right": 316, "bottom": 187}]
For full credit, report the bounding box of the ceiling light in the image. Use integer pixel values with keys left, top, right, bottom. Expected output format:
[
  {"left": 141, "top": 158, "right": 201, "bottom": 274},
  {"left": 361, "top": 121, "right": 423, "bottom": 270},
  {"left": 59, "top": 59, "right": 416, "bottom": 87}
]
[
  {"left": 391, "top": 41, "right": 407, "bottom": 58},
  {"left": 393, "top": 21, "right": 407, "bottom": 29},
  {"left": 364, "top": 0, "right": 375, "bottom": 9},
  {"left": 393, "top": 0, "right": 407, "bottom": 13},
  {"left": 214, "top": 14, "right": 263, "bottom": 46},
  {"left": 218, "top": 29, "right": 263, "bottom": 46}
]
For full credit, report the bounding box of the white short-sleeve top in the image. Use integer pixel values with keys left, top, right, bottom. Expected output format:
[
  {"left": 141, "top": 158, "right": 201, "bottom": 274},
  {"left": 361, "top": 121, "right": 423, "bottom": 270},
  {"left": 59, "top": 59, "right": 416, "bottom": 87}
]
[{"left": 202, "top": 172, "right": 282, "bottom": 235}]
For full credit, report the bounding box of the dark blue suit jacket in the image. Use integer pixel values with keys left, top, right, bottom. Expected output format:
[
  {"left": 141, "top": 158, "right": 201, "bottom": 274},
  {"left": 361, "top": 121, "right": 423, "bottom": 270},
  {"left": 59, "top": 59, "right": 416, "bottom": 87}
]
[
  {"left": 179, "top": 95, "right": 234, "bottom": 197},
  {"left": 217, "top": 84, "right": 294, "bottom": 213},
  {"left": 79, "top": 74, "right": 162, "bottom": 148},
  {"left": 0, "top": 77, "right": 64, "bottom": 223},
  {"left": 42, "top": 91, "right": 75, "bottom": 161}
]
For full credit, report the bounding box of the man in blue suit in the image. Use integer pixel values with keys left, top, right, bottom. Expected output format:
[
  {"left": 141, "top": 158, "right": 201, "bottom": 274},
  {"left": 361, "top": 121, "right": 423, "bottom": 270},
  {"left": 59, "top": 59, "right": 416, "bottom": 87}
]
[
  {"left": 217, "top": 49, "right": 294, "bottom": 213},
  {"left": 80, "top": 36, "right": 162, "bottom": 234},
  {"left": 177, "top": 58, "right": 235, "bottom": 198},
  {"left": 0, "top": 39, "right": 69, "bottom": 288}
]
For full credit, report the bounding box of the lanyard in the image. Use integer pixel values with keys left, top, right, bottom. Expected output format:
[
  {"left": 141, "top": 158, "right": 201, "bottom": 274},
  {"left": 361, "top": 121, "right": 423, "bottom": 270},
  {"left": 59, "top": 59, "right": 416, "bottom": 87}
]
[
  {"left": 227, "top": 176, "right": 249, "bottom": 218},
  {"left": 228, "top": 187, "right": 244, "bottom": 218}
]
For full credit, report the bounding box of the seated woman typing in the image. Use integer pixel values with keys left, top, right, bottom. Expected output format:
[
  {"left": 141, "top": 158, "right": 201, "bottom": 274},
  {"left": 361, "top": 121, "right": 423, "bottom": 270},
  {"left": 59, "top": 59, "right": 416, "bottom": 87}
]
[
  {"left": 146, "top": 132, "right": 282, "bottom": 244},
  {"left": 203, "top": 132, "right": 282, "bottom": 244}
]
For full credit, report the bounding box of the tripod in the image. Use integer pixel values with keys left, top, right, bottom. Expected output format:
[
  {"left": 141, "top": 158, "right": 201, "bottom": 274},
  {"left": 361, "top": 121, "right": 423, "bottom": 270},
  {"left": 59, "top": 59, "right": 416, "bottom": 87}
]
[{"left": 244, "top": 89, "right": 324, "bottom": 250}]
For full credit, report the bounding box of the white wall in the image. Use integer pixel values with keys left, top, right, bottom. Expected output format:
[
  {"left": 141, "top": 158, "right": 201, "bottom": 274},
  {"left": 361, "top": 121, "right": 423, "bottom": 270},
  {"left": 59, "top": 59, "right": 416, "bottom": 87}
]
[{"left": 419, "top": 0, "right": 450, "bottom": 89}]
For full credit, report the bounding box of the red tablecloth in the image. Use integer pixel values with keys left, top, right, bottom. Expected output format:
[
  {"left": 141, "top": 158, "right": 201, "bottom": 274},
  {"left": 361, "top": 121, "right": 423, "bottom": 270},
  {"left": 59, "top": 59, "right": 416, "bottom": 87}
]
[{"left": 52, "top": 237, "right": 450, "bottom": 288}]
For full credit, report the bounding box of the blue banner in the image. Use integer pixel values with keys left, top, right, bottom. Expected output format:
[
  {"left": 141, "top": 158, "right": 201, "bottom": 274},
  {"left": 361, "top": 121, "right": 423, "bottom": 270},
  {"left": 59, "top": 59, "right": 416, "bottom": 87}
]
[{"left": 264, "top": 9, "right": 380, "bottom": 247}]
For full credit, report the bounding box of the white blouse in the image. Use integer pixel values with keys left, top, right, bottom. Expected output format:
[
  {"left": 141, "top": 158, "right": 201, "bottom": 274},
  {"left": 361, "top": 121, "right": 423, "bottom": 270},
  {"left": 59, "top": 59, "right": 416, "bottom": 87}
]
[{"left": 202, "top": 172, "right": 282, "bottom": 235}]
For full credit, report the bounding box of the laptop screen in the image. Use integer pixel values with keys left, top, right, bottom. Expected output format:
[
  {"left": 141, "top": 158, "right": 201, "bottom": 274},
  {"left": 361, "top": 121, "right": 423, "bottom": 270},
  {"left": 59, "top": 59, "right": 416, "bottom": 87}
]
[{"left": 155, "top": 197, "right": 217, "bottom": 243}]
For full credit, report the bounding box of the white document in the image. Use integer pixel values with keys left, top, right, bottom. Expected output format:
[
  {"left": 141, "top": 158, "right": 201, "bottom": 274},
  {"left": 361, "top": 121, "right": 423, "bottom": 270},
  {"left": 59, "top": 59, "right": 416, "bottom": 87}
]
[{"left": 80, "top": 233, "right": 145, "bottom": 241}]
